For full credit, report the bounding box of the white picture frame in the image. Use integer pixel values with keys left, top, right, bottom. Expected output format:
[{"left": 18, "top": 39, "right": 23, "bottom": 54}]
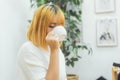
[
  {"left": 95, "top": 0, "right": 115, "bottom": 13},
  {"left": 96, "top": 18, "right": 117, "bottom": 46}
]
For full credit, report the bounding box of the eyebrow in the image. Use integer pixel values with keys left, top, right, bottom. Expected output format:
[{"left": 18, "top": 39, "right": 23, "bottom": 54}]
[
  {"left": 50, "top": 23, "right": 57, "bottom": 25},
  {"left": 51, "top": 22, "right": 56, "bottom": 24}
]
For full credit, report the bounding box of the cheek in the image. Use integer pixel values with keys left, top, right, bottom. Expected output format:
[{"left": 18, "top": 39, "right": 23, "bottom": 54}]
[{"left": 47, "top": 28, "right": 53, "bottom": 34}]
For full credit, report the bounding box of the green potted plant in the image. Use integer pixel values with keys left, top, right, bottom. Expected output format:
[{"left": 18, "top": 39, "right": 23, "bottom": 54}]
[{"left": 29, "top": 0, "right": 92, "bottom": 79}]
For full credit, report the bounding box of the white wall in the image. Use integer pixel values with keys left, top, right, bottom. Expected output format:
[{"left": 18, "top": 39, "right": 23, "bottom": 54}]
[
  {"left": 67, "top": 0, "right": 120, "bottom": 80},
  {"left": 0, "top": 0, "right": 30, "bottom": 80}
]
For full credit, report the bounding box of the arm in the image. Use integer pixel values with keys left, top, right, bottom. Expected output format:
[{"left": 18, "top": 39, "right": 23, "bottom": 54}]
[
  {"left": 46, "top": 49, "right": 59, "bottom": 80},
  {"left": 46, "top": 32, "right": 60, "bottom": 80}
]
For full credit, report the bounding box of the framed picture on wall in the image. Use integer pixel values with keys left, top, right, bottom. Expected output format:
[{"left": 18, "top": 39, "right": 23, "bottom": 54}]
[
  {"left": 96, "top": 18, "right": 117, "bottom": 46},
  {"left": 95, "top": 0, "right": 115, "bottom": 13}
]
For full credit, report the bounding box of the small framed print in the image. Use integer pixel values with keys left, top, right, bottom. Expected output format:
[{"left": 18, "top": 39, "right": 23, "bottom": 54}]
[
  {"left": 95, "top": 0, "right": 115, "bottom": 13},
  {"left": 96, "top": 18, "right": 117, "bottom": 46}
]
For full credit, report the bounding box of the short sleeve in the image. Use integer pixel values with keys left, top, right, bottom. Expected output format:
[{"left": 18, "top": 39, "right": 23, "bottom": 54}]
[{"left": 18, "top": 47, "right": 48, "bottom": 80}]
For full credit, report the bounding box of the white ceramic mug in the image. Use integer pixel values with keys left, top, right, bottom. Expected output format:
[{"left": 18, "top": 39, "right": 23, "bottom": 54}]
[{"left": 52, "top": 26, "right": 67, "bottom": 41}]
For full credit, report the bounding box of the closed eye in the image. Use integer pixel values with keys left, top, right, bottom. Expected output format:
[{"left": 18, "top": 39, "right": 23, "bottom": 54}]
[{"left": 49, "top": 26, "right": 55, "bottom": 28}]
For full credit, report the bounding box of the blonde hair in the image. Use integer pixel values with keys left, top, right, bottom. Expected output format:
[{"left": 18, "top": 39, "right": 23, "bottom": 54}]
[{"left": 27, "top": 4, "right": 65, "bottom": 50}]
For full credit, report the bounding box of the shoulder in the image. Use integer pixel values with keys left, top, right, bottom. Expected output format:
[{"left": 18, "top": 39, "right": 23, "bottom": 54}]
[
  {"left": 21, "top": 41, "right": 34, "bottom": 49},
  {"left": 17, "top": 41, "right": 49, "bottom": 66},
  {"left": 17, "top": 41, "right": 46, "bottom": 61},
  {"left": 18, "top": 41, "right": 39, "bottom": 57},
  {"left": 19, "top": 41, "right": 39, "bottom": 52},
  {"left": 18, "top": 41, "right": 49, "bottom": 57}
]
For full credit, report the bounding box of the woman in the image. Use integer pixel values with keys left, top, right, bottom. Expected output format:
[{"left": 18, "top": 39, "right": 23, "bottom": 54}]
[{"left": 17, "top": 3, "right": 66, "bottom": 80}]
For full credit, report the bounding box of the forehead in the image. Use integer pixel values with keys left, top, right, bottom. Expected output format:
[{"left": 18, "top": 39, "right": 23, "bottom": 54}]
[
  {"left": 48, "top": 12, "right": 64, "bottom": 26},
  {"left": 49, "top": 17, "right": 58, "bottom": 25}
]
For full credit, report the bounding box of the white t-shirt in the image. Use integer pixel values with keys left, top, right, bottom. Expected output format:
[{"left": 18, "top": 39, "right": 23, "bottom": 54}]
[{"left": 17, "top": 41, "right": 66, "bottom": 80}]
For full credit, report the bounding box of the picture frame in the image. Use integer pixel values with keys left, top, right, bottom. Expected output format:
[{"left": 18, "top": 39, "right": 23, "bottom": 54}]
[
  {"left": 95, "top": 0, "right": 115, "bottom": 13},
  {"left": 96, "top": 18, "right": 117, "bottom": 46}
]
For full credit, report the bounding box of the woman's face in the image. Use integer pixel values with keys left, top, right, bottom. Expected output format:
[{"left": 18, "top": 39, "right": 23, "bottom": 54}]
[{"left": 47, "top": 17, "right": 59, "bottom": 34}]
